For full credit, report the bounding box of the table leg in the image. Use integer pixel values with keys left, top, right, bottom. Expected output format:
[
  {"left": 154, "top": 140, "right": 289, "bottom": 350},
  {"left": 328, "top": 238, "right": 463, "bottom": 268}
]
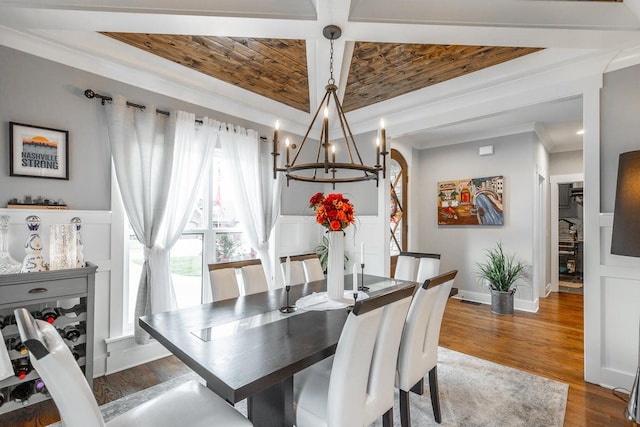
[{"left": 247, "top": 376, "right": 294, "bottom": 427}]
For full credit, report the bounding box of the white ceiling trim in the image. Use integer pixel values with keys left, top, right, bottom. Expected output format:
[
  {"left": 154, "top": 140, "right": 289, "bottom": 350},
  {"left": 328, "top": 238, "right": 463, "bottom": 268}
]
[
  {"left": 368, "top": 67, "right": 603, "bottom": 145},
  {"left": 0, "top": 0, "right": 318, "bottom": 19},
  {"left": 333, "top": 48, "right": 609, "bottom": 140},
  {"left": 349, "top": 0, "right": 638, "bottom": 29},
  {"left": 1, "top": 2, "right": 640, "bottom": 50}
]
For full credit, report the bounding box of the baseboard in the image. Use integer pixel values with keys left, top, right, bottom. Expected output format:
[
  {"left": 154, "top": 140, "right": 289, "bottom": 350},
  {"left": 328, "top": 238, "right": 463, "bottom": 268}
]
[
  {"left": 599, "top": 366, "right": 637, "bottom": 391},
  {"left": 105, "top": 335, "right": 171, "bottom": 375},
  {"left": 454, "top": 290, "right": 539, "bottom": 313}
]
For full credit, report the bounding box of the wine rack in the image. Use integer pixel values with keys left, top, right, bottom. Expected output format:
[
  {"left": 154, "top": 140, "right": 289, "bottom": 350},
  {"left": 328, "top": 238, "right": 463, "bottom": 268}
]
[{"left": 0, "top": 263, "right": 97, "bottom": 414}]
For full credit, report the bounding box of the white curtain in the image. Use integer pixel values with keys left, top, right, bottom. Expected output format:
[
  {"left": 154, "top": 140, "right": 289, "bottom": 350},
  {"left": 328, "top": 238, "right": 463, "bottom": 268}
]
[
  {"left": 220, "top": 123, "right": 281, "bottom": 287},
  {"left": 105, "top": 96, "right": 217, "bottom": 343}
]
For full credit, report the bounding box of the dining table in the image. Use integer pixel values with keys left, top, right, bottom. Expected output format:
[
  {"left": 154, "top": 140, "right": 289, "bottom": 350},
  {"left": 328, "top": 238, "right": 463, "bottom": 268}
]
[{"left": 139, "top": 274, "right": 417, "bottom": 427}]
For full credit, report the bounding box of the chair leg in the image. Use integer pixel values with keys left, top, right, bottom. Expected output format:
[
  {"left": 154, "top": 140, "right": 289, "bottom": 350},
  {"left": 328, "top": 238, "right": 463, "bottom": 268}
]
[
  {"left": 400, "top": 389, "right": 411, "bottom": 427},
  {"left": 428, "top": 366, "right": 442, "bottom": 423},
  {"left": 410, "top": 378, "right": 424, "bottom": 395},
  {"left": 382, "top": 408, "right": 393, "bottom": 427}
]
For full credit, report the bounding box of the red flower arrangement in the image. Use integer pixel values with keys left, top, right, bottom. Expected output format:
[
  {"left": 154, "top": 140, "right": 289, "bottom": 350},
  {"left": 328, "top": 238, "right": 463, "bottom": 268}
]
[{"left": 309, "top": 192, "right": 356, "bottom": 231}]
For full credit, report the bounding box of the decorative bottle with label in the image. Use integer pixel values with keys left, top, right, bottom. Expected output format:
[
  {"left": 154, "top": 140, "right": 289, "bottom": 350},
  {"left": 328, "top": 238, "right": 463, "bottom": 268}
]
[{"left": 21, "top": 215, "right": 47, "bottom": 273}]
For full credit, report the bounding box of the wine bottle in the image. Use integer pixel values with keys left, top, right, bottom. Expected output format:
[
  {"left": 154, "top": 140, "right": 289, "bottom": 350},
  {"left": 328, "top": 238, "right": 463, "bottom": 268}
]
[
  {"left": 2, "top": 314, "right": 16, "bottom": 329},
  {"left": 34, "top": 378, "right": 48, "bottom": 395},
  {"left": 13, "top": 358, "right": 32, "bottom": 380},
  {"left": 0, "top": 315, "right": 4, "bottom": 329},
  {"left": 41, "top": 307, "right": 59, "bottom": 324},
  {"left": 9, "top": 337, "right": 28, "bottom": 355},
  {"left": 30, "top": 310, "right": 43, "bottom": 320},
  {"left": 72, "top": 343, "right": 86, "bottom": 360},
  {"left": 58, "top": 303, "right": 86, "bottom": 317},
  {"left": 62, "top": 324, "right": 85, "bottom": 342},
  {"left": 0, "top": 389, "right": 7, "bottom": 407},
  {"left": 10, "top": 382, "right": 33, "bottom": 406}
]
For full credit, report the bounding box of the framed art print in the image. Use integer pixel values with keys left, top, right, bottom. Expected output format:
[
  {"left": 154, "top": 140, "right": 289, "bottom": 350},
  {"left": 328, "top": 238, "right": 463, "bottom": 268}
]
[
  {"left": 438, "top": 175, "right": 504, "bottom": 225},
  {"left": 10, "top": 122, "right": 69, "bottom": 180}
]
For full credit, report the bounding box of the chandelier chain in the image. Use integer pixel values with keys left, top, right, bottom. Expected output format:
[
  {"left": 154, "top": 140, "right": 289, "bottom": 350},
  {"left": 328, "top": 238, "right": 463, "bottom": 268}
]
[
  {"left": 328, "top": 38, "right": 335, "bottom": 85},
  {"left": 271, "top": 24, "right": 386, "bottom": 186}
]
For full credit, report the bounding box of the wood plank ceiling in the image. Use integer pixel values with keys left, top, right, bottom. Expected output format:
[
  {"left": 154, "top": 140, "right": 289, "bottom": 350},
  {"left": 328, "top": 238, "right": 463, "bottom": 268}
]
[{"left": 104, "top": 33, "right": 542, "bottom": 113}]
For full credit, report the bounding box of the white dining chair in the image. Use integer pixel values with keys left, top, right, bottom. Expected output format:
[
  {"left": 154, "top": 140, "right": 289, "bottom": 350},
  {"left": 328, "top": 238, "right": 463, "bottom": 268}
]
[
  {"left": 279, "top": 257, "right": 306, "bottom": 285},
  {"left": 396, "top": 270, "right": 457, "bottom": 426},
  {"left": 302, "top": 257, "right": 325, "bottom": 283},
  {"left": 13, "top": 308, "right": 253, "bottom": 427},
  {"left": 294, "top": 285, "right": 414, "bottom": 427},
  {"left": 208, "top": 265, "right": 241, "bottom": 302},
  {"left": 415, "top": 254, "right": 441, "bottom": 284},
  {"left": 240, "top": 262, "right": 269, "bottom": 295},
  {"left": 394, "top": 254, "right": 417, "bottom": 281}
]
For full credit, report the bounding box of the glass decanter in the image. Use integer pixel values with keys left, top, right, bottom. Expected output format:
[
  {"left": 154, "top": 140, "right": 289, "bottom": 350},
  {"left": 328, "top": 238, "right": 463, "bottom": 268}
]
[{"left": 0, "top": 215, "right": 21, "bottom": 274}]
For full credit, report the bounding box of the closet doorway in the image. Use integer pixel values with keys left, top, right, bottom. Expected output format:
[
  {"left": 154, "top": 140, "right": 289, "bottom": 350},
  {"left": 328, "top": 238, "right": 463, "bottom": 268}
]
[{"left": 550, "top": 173, "right": 584, "bottom": 294}]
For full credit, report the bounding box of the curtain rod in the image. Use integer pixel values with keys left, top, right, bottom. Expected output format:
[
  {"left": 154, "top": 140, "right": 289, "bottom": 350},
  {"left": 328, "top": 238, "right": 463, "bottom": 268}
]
[{"left": 84, "top": 89, "right": 203, "bottom": 124}]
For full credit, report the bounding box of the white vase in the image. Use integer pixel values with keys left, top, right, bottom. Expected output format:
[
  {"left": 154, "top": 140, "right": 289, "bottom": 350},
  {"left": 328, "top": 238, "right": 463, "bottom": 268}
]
[{"left": 327, "top": 230, "right": 345, "bottom": 300}]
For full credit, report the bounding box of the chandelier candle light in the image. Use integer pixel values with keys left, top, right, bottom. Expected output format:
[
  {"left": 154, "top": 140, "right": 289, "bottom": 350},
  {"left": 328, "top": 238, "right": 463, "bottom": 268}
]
[{"left": 272, "top": 25, "right": 387, "bottom": 187}]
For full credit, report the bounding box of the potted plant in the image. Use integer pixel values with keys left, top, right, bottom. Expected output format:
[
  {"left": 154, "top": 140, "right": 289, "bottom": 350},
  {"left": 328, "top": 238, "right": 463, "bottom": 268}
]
[{"left": 475, "top": 242, "right": 527, "bottom": 315}]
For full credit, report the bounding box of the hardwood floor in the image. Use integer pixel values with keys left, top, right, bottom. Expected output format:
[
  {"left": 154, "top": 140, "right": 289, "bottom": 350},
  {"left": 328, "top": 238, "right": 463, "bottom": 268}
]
[
  {"left": 440, "top": 292, "right": 633, "bottom": 427},
  {"left": 0, "top": 292, "right": 634, "bottom": 426},
  {"left": 0, "top": 356, "right": 193, "bottom": 427}
]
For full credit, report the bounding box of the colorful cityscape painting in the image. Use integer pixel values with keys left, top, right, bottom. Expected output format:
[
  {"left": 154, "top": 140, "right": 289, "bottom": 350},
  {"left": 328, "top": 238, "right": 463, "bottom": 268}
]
[{"left": 437, "top": 175, "right": 504, "bottom": 225}]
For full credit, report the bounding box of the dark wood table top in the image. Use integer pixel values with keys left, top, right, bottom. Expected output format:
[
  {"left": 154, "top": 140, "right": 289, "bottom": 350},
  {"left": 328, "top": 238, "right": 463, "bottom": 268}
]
[{"left": 139, "top": 274, "right": 416, "bottom": 404}]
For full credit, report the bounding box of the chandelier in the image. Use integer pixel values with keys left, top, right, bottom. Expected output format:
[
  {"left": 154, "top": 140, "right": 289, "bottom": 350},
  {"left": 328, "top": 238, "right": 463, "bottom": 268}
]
[{"left": 272, "top": 25, "right": 387, "bottom": 187}]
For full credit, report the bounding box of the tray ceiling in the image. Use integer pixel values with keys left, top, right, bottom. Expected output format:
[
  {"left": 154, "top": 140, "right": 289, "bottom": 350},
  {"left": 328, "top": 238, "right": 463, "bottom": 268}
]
[{"left": 103, "top": 33, "right": 541, "bottom": 113}]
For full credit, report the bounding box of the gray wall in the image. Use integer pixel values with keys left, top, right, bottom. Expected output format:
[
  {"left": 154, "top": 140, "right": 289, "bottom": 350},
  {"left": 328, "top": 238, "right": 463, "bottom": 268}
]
[
  {"left": 601, "top": 65, "right": 640, "bottom": 212},
  {"left": 549, "top": 150, "right": 583, "bottom": 176},
  {"left": 0, "top": 45, "right": 379, "bottom": 215},
  {"left": 0, "top": 45, "right": 275, "bottom": 210},
  {"left": 415, "top": 133, "right": 538, "bottom": 301}
]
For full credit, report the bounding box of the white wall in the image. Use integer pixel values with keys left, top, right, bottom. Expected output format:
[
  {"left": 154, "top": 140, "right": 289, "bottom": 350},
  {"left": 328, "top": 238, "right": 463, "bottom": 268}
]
[
  {"left": 534, "top": 137, "right": 551, "bottom": 298},
  {"left": 414, "top": 132, "right": 539, "bottom": 311}
]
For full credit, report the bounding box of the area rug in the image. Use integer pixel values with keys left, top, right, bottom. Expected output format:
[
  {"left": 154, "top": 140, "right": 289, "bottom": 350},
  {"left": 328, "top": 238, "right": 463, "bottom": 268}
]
[{"left": 49, "top": 347, "right": 567, "bottom": 426}]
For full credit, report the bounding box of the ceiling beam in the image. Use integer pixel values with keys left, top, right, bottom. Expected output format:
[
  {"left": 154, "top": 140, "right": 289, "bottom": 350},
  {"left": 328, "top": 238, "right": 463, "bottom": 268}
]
[{"left": 2, "top": 1, "right": 640, "bottom": 49}]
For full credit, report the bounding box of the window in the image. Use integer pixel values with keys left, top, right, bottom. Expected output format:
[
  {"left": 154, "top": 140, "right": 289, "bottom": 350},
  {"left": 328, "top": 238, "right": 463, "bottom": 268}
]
[
  {"left": 124, "top": 155, "right": 254, "bottom": 328},
  {"left": 390, "top": 149, "right": 408, "bottom": 255},
  {"left": 126, "top": 233, "right": 203, "bottom": 323}
]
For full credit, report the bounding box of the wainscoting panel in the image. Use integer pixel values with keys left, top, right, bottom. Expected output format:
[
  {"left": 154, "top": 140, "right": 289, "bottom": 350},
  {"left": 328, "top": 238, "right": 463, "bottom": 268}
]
[{"left": 597, "top": 213, "right": 640, "bottom": 390}]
